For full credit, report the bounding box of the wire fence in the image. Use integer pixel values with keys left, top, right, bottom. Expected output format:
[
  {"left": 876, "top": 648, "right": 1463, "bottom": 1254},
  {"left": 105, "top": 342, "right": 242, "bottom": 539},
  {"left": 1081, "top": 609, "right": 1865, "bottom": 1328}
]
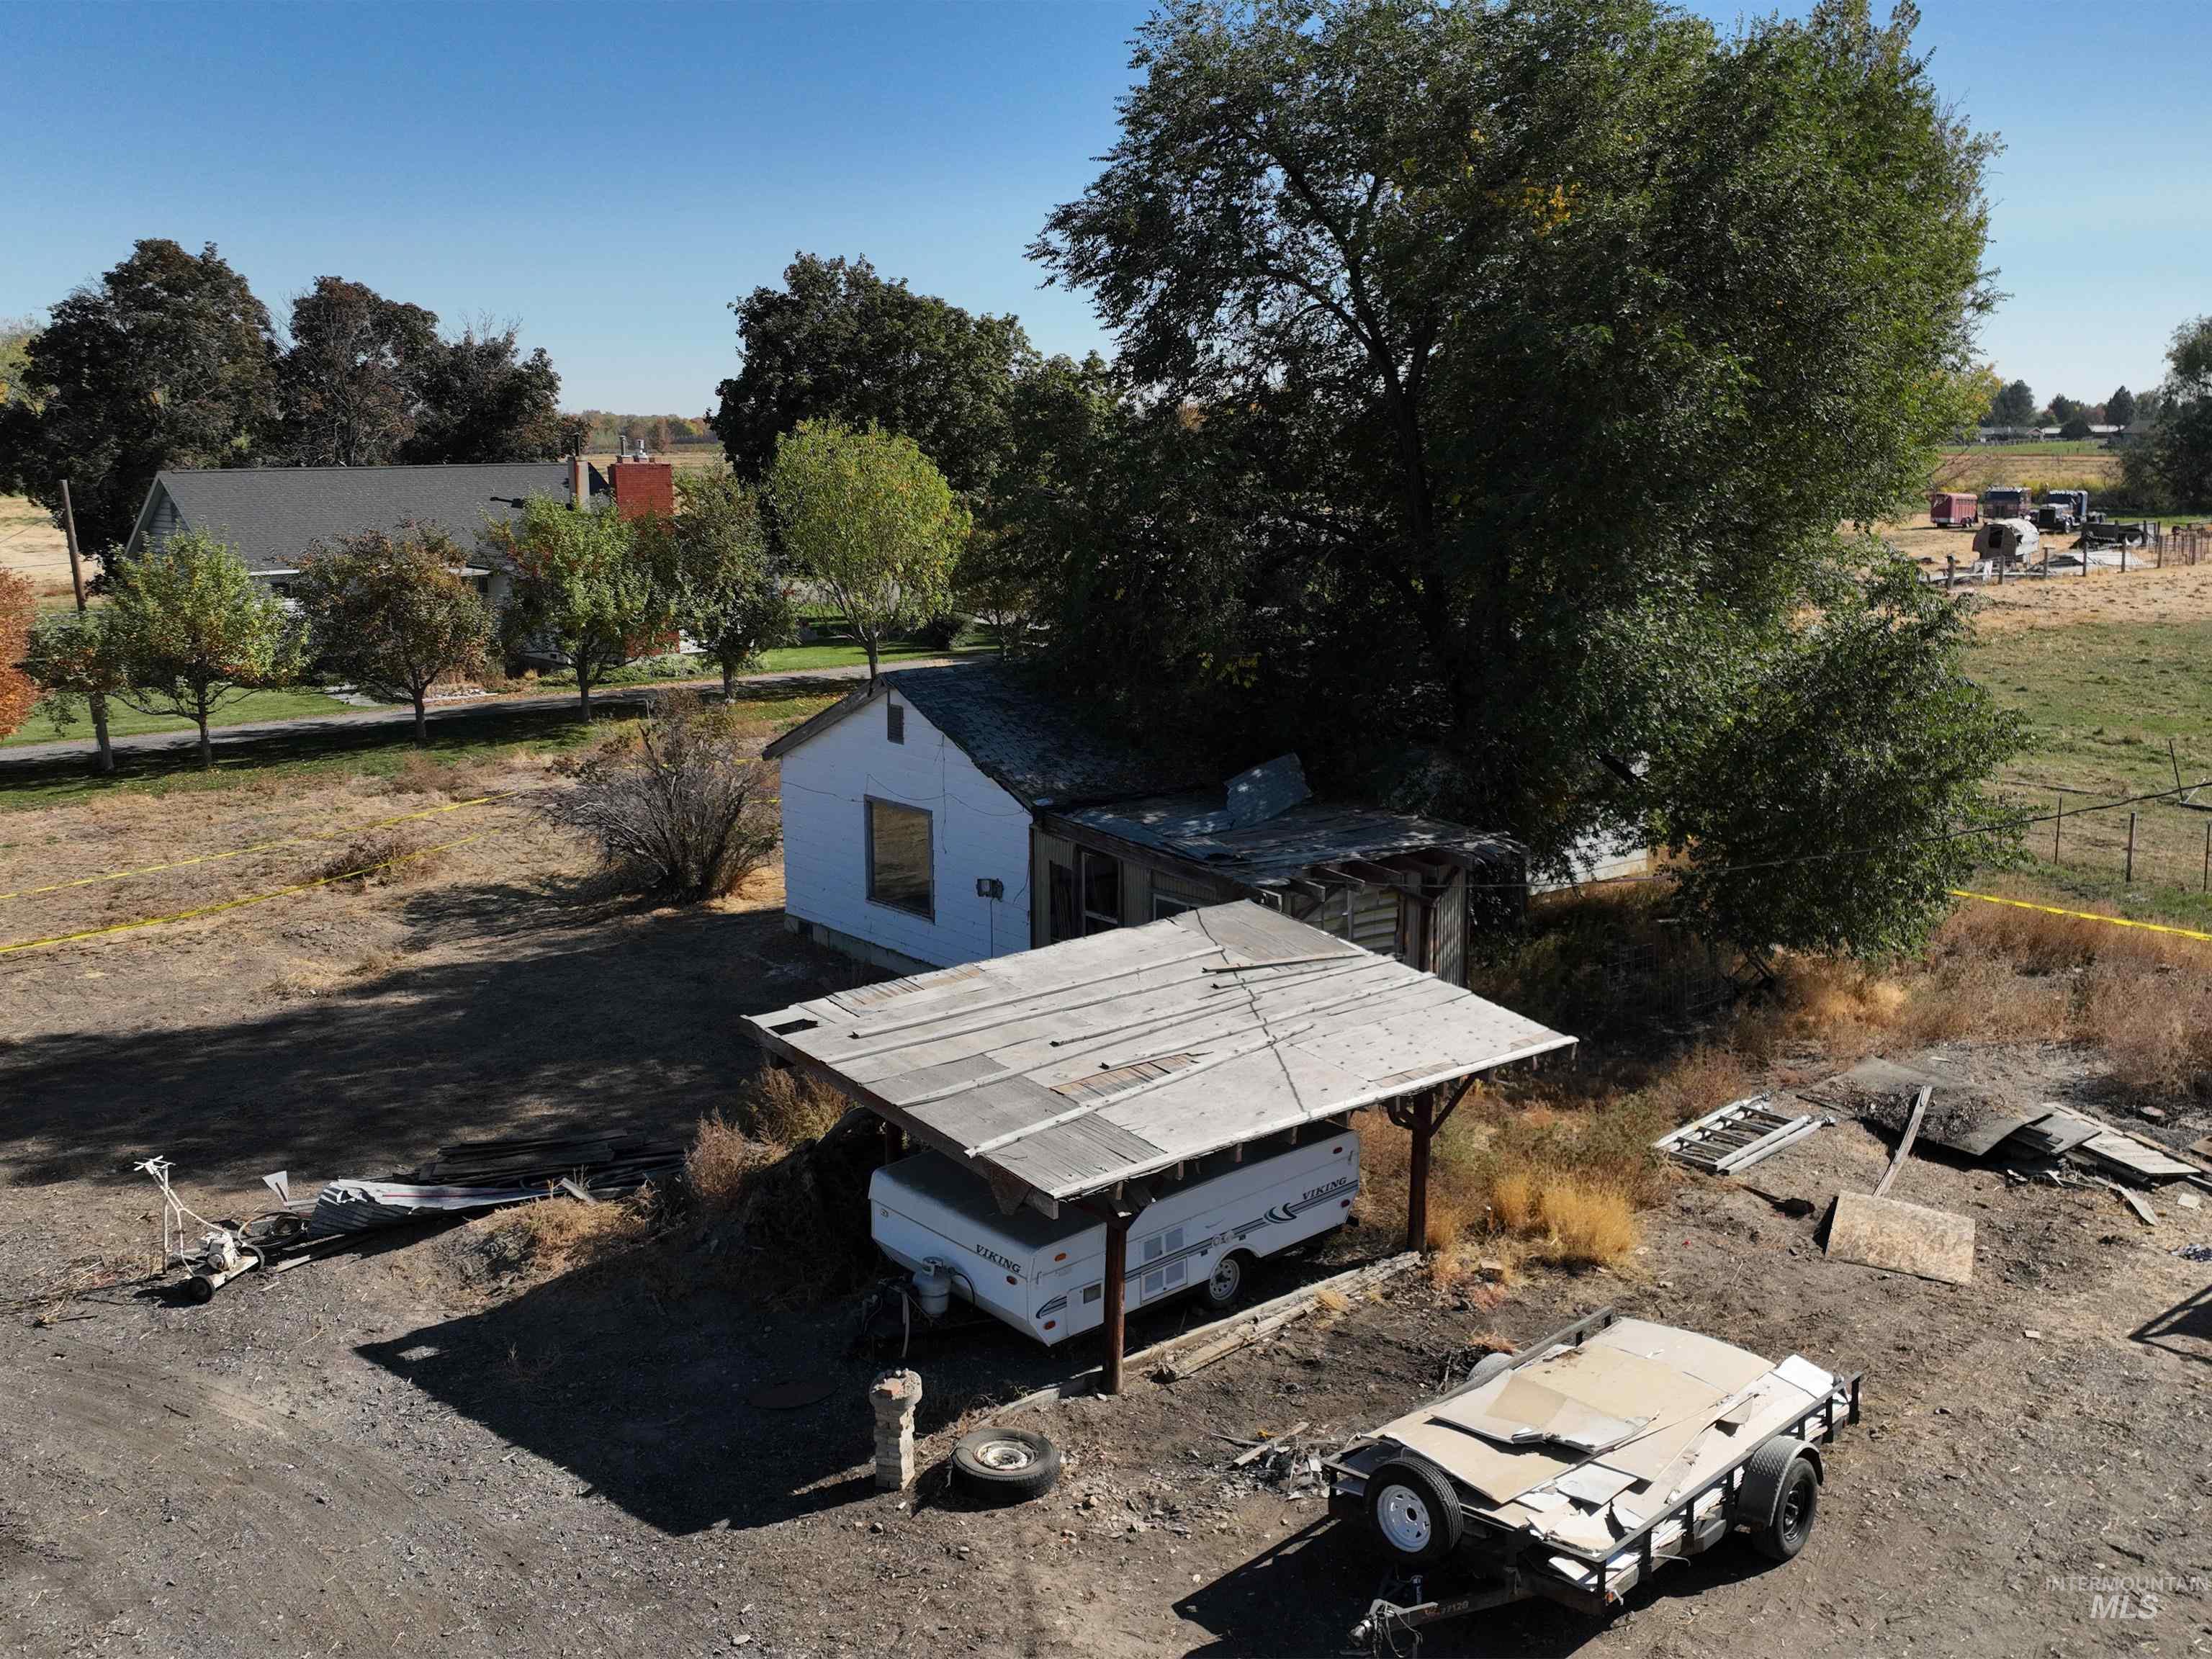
[{"left": 2029, "top": 788, "right": 2212, "bottom": 896}]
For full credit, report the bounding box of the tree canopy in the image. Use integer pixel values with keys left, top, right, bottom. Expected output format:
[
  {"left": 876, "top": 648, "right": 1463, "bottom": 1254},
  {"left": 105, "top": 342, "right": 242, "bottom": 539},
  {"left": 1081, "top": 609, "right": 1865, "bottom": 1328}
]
[
  {"left": 295, "top": 526, "right": 493, "bottom": 743},
  {"left": 2106, "top": 384, "right": 2136, "bottom": 429},
  {"left": 400, "top": 323, "right": 565, "bottom": 464},
  {"left": 103, "top": 528, "right": 307, "bottom": 767},
  {"left": 2125, "top": 316, "right": 2212, "bottom": 513},
  {"left": 1985, "top": 377, "right": 2036, "bottom": 427},
  {"left": 0, "top": 240, "right": 277, "bottom": 555},
  {"left": 647, "top": 469, "right": 796, "bottom": 695},
  {"left": 489, "top": 497, "right": 665, "bottom": 716},
  {"left": 276, "top": 276, "right": 443, "bottom": 467},
  {"left": 711, "top": 254, "right": 1036, "bottom": 497},
  {"left": 766, "top": 420, "right": 966, "bottom": 683},
  {"left": 1028, "top": 0, "right": 2008, "bottom": 951}
]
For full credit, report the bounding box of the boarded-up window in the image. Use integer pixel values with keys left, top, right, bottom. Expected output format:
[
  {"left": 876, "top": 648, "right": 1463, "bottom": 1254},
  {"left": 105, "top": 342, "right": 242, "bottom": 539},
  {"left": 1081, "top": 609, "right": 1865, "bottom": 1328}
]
[
  {"left": 886, "top": 701, "right": 905, "bottom": 744},
  {"left": 1081, "top": 850, "right": 1120, "bottom": 935},
  {"left": 866, "top": 799, "right": 932, "bottom": 917}
]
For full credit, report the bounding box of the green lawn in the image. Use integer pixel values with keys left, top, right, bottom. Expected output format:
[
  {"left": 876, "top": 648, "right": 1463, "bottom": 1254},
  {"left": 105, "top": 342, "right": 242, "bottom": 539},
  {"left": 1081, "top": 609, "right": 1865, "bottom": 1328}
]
[
  {"left": 4, "top": 686, "right": 367, "bottom": 747},
  {"left": 0, "top": 687, "right": 842, "bottom": 812},
  {"left": 1968, "top": 616, "right": 2212, "bottom": 913}
]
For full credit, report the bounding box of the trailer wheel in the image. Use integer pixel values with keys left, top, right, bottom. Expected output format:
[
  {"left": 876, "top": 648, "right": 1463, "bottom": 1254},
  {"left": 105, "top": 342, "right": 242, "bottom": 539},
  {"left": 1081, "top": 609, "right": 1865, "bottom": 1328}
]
[
  {"left": 1740, "top": 1437, "right": 1820, "bottom": 1562},
  {"left": 950, "top": 1426, "right": 1061, "bottom": 1505},
  {"left": 1367, "top": 1458, "right": 1463, "bottom": 1566},
  {"left": 1202, "top": 1251, "right": 1252, "bottom": 1310}
]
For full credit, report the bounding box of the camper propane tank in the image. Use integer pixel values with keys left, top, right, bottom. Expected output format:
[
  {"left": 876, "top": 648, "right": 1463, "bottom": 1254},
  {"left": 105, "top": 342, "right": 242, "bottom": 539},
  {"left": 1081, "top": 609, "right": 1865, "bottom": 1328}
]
[{"left": 913, "top": 1260, "right": 952, "bottom": 1320}]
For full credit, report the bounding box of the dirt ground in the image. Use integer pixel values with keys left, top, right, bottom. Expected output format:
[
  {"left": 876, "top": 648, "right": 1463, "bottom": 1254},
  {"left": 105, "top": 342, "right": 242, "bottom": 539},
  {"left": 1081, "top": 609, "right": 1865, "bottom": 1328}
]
[
  {"left": 0, "top": 493, "right": 73, "bottom": 593},
  {"left": 4, "top": 765, "right": 2211, "bottom": 1657}
]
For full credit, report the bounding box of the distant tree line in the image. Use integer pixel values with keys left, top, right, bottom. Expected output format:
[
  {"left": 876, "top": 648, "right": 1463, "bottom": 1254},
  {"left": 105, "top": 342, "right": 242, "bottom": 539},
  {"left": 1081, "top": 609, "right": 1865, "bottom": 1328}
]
[
  {"left": 1977, "top": 377, "right": 2143, "bottom": 438},
  {"left": 0, "top": 241, "right": 567, "bottom": 563}
]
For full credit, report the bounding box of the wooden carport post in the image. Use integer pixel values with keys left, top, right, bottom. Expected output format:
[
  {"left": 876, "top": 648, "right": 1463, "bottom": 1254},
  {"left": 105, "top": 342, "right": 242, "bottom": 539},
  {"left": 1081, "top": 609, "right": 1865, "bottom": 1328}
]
[
  {"left": 1102, "top": 1213, "right": 1130, "bottom": 1395},
  {"left": 1406, "top": 1090, "right": 1434, "bottom": 1254}
]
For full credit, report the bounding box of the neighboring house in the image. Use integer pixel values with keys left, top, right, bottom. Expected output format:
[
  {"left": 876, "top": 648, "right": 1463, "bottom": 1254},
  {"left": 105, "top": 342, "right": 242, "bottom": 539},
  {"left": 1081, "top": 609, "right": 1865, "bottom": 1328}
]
[
  {"left": 763, "top": 662, "right": 1527, "bottom": 984},
  {"left": 122, "top": 454, "right": 674, "bottom": 610}
]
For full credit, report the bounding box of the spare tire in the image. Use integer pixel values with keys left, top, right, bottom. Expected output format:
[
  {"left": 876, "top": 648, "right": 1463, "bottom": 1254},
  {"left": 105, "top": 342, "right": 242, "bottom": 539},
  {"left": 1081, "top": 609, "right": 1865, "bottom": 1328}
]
[{"left": 950, "top": 1426, "right": 1062, "bottom": 1505}]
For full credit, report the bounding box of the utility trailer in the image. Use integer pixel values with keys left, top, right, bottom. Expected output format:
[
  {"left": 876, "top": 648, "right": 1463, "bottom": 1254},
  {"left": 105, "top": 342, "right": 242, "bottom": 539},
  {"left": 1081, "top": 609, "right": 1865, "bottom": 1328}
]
[
  {"left": 1928, "top": 490, "right": 1979, "bottom": 528},
  {"left": 1329, "top": 1308, "right": 1861, "bottom": 1648},
  {"left": 868, "top": 1126, "right": 1359, "bottom": 1347}
]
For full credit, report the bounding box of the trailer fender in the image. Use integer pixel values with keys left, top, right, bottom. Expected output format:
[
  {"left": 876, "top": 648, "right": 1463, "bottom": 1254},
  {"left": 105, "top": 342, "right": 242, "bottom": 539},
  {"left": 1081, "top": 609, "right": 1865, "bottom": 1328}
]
[{"left": 1737, "top": 1434, "right": 1820, "bottom": 1531}]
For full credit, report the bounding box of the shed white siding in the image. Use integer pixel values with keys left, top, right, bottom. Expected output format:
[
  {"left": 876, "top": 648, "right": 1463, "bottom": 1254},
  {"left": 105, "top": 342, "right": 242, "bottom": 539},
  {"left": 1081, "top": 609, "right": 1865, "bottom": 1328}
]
[{"left": 778, "top": 691, "right": 1034, "bottom": 968}]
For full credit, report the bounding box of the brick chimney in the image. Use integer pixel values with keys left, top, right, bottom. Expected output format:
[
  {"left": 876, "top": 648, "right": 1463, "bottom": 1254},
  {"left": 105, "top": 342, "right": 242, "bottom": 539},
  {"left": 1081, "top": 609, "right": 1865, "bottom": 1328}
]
[{"left": 608, "top": 446, "right": 674, "bottom": 521}]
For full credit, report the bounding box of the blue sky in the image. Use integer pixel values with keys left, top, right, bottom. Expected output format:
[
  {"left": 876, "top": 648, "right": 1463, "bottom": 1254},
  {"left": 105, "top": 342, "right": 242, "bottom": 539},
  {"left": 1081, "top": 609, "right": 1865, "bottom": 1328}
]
[{"left": 4, "top": 1, "right": 2197, "bottom": 414}]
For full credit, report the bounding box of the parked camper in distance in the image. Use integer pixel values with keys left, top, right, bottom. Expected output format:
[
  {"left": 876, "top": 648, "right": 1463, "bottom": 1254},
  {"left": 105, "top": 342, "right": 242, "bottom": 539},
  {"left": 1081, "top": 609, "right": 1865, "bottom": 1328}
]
[
  {"left": 869, "top": 1129, "right": 1361, "bottom": 1346},
  {"left": 1972, "top": 518, "right": 2041, "bottom": 567},
  {"left": 1928, "top": 490, "right": 1979, "bottom": 528}
]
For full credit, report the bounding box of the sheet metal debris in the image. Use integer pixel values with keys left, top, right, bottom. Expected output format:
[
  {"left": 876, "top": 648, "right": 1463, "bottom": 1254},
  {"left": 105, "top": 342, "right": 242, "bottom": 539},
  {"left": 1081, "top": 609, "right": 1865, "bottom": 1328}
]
[{"left": 1654, "top": 1094, "right": 1826, "bottom": 1175}]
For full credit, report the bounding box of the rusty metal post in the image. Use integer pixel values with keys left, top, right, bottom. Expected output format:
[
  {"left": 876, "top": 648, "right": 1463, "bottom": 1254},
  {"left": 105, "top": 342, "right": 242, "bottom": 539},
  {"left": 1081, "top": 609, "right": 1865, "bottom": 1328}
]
[
  {"left": 2126, "top": 811, "right": 2136, "bottom": 886},
  {"left": 1101, "top": 1214, "right": 1129, "bottom": 1395},
  {"left": 1406, "top": 1090, "right": 1434, "bottom": 1254}
]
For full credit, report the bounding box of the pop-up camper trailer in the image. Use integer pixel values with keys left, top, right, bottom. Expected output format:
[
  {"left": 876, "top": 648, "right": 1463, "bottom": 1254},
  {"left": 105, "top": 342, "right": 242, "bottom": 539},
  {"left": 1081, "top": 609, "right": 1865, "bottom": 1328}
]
[{"left": 870, "top": 1130, "right": 1360, "bottom": 1346}]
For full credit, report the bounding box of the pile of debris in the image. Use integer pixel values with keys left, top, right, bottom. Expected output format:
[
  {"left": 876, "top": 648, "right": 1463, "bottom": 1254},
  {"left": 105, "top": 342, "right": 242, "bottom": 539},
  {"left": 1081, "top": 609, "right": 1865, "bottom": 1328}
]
[
  {"left": 140, "top": 1128, "right": 686, "bottom": 1301},
  {"left": 1214, "top": 1421, "right": 1326, "bottom": 1501}
]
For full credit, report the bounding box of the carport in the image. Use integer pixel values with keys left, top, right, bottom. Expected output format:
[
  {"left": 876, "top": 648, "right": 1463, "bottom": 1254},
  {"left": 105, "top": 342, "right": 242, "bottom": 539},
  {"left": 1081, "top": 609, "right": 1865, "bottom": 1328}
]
[{"left": 739, "top": 902, "right": 1576, "bottom": 1392}]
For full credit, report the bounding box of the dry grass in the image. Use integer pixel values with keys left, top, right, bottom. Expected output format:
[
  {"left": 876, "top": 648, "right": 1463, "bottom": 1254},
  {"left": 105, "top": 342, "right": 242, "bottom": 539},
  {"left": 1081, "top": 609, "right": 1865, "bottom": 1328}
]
[
  {"left": 315, "top": 827, "right": 444, "bottom": 886},
  {"left": 455, "top": 1192, "right": 658, "bottom": 1283}
]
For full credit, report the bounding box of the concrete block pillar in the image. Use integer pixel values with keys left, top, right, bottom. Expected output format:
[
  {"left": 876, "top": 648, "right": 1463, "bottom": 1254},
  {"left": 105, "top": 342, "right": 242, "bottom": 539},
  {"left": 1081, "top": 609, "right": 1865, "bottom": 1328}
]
[{"left": 871, "top": 1368, "right": 923, "bottom": 1491}]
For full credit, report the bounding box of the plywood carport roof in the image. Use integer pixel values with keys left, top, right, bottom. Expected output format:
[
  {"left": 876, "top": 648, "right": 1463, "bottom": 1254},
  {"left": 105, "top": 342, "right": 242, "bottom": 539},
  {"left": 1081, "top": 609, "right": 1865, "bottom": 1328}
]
[{"left": 739, "top": 902, "right": 1576, "bottom": 1211}]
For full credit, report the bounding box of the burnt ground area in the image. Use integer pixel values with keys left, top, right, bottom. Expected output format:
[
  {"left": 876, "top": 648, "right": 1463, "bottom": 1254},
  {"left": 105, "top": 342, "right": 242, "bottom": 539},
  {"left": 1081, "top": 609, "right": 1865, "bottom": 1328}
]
[{"left": 2, "top": 796, "right": 2211, "bottom": 1656}]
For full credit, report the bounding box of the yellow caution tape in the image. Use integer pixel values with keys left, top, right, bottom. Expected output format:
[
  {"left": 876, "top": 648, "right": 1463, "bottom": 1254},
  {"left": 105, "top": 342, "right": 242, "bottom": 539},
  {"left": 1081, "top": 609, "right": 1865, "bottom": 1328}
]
[
  {"left": 0, "top": 791, "right": 518, "bottom": 904},
  {"left": 0, "top": 831, "right": 499, "bottom": 958},
  {"left": 1948, "top": 889, "right": 2212, "bottom": 943}
]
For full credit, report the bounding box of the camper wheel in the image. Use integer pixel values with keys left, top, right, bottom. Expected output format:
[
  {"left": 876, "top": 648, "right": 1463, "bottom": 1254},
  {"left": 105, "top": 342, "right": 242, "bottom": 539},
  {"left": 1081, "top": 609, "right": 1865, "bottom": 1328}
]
[
  {"left": 1202, "top": 1250, "right": 1253, "bottom": 1310},
  {"left": 950, "top": 1426, "right": 1062, "bottom": 1505}
]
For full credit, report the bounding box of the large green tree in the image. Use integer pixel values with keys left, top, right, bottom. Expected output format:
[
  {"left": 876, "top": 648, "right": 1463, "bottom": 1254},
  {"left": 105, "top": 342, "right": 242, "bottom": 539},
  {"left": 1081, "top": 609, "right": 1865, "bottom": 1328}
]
[
  {"left": 276, "top": 276, "right": 443, "bottom": 466},
  {"left": 1984, "top": 377, "right": 2036, "bottom": 428},
  {"left": 0, "top": 240, "right": 277, "bottom": 559},
  {"left": 489, "top": 497, "right": 665, "bottom": 718},
  {"left": 711, "top": 254, "right": 1035, "bottom": 497},
  {"left": 401, "top": 323, "right": 564, "bottom": 464},
  {"left": 2128, "top": 317, "right": 2212, "bottom": 513},
  {"left": 295, "top": 526, "right": 493, "bottom": 743},
  {"left": 2105, "top": 385, "right": 2136, "bottom": 430},
  {"left": 766, "top": 420, "right": 966, "bottom": 683},
  {"left": 646, "top": 469, "right": 796, "bottom": 696},
  {"left": 104, "top": 529, "right": 307, "bottom": 768},
  {"left": 1030, "top": 0, "right": 2007, "bottom": 949}
]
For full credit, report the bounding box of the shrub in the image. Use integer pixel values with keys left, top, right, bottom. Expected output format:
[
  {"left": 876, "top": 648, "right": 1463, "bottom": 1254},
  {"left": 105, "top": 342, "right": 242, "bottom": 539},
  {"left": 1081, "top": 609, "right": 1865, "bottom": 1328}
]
[
  {"left": 316, "top": 827, "right": 442, "bottom": 886},
  {"left": 539, "top": 688, "right": 779, "bottom": 899}
]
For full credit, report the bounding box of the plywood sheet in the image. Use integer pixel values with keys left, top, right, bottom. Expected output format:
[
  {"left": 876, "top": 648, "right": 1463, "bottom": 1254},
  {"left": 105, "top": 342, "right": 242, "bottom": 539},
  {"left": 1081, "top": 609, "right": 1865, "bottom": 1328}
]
[
  {"left": 1596, "top": 1318, "right": 1772, "bottom": 1395},
  {"left": 1826, "top": 1191, "right": 1976, "bottom": 1285},
  {"left": 1380, "top": 1419, "right": 1585, "bottom": 1506}
]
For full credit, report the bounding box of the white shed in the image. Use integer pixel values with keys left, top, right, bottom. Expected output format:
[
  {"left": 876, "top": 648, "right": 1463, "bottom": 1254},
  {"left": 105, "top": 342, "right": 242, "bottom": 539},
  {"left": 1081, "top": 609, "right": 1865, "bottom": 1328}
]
[{"left": 763, "top": 663, "right": 1527, "bottom": 984}]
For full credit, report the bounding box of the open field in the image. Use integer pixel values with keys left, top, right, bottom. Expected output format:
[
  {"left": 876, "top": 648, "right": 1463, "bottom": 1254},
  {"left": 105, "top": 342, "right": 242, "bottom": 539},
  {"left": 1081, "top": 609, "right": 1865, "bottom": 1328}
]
[
  {"left": 0, "top": 493, "right": 73, "bottom": 592},
  {"left": 588, "top": 446, "right": 729, "bottom": 475},
  {"left": 3, "top": 731, "right": 2210, "bottom": 1653},
  {"left": 1931, "top": 446, "right": 2123, "bottom": 492}
]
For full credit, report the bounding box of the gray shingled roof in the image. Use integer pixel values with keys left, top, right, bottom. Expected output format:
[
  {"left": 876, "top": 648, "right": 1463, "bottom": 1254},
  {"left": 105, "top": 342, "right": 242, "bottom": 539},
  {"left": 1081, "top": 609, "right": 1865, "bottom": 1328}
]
[
  {"left": 140, "top": 462, "right": 589, "bottom": 573},
  {"left": 764, "top": 663, "right": 1208, "bottom": 807},
  {"left": 889, "top": 664, "right": 1212, "bottom": 806}
]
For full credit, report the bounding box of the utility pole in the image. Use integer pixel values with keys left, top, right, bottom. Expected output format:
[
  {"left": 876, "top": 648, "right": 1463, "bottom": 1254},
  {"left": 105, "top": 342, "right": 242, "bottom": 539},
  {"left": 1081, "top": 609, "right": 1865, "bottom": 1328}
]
[{"left": 60, "top": 480, "right": 113, "bottom": 775}]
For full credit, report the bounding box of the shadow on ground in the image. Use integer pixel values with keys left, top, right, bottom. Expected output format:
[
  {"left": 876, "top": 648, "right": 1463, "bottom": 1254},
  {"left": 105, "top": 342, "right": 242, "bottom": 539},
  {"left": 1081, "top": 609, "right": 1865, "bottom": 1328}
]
[
  {"left": 1175, "top": 1506, "right": 1801, "bottom": 1657},
  {"left": 0, "top": 889, "right": 871, "bottom": 1190},
  {"left": 354, "top": 1239, "right": 1380, "bottom": 1537}
]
